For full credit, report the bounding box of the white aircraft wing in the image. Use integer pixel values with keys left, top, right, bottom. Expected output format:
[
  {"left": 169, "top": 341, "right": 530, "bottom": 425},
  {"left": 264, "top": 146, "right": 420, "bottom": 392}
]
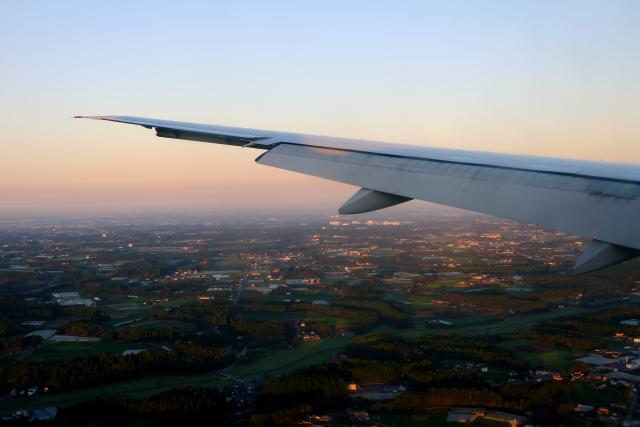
[{"left": 76, "top": 115, "right": 640, "bottom": 273}]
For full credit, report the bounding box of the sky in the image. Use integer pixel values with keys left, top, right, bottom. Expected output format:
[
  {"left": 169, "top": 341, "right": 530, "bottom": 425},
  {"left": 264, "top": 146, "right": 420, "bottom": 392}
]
[{"left": 1, "top": 1, "right": 638, "bottom": 216}]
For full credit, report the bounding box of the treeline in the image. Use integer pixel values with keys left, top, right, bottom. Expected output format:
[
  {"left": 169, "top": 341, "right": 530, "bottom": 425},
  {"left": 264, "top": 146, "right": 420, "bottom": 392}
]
[
  {"left": 336, "top": 299, "right": 411, "bottom": 327},
  {"left": 0, "top": 341, "right": 232, "bottom": 393},
  {"left": 302, "top": 321, "right": 334, "bottom": 338},
  {"left": 509, "top": 305, "right": 640, "bottom": 351},
  {"left": 33, "top": 387, "right": 227, "bottom": 426},
  {"left": 376, "top": 382, "right": 561, "bottom": 413},
  {"left": 259, "top": 365, "right": 348, "bottom": 406},
  {"left": 152, "top": 301, "right": 293, "bottom": 347},
  {"left": 438, "top": 292, "right": 548, "bottom": 314},
  {"left": 248, "top": 404, "right": 312, "bottom": 427},
  {"left": 152, "top": 301, "right": 234, "bottom": 327},
  {"left": 0, "top": 305, "right": 104, "bottom": 355},
  {"left": 240, "top": 302, "right": 287, "bottom": 313},
  {"left": 115, "top": 259, "right": 171, "bottom": 279},
  {"left": 510, "top": 329, "right": 594, "bottom": 351},
  {"left": 237, "top": 298, "right": 411, "bottom": 331},
  {"left": 293, "top": 303, "right": 378, "bottom": 330},
  {"left": 0, "top": 335, "right": 42, "bottom": 355},
  {"left": 0, "top": 298, "right": 96, "bottom": 326},
  {"left": 346, "top": 333, "right": 520, "bottom": 367},
  {"left": 61, "top": 319, "right": 178, "bottom": 342},
  {"left": 249, "top": 332, "right": 545, "bottom": 424},
  {"left": 524, "top": 271, "right": 639, "bottom": 301},
  {"left": 230, "top": 318, "right": 292, "bottom": 347},
  {"left": 342, "top": 333, "right": 521, "bottom": 386}
]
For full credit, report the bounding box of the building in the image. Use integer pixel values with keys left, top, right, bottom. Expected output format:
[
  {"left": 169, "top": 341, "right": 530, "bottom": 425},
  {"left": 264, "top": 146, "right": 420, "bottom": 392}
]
[
  {"left": 122, "top": 349, "right": 146, "bottom": 356},
  {"left": 24, "top": 330, "right": 57, "bottom": 340},
  {"left": 51, "top": 292, "right": 95, "bottom": 307},
  {"left": 351, "top": 384, "right": 406, "bottom": 401},
  {"left": 447, "top": 407, "right": 530, "bottom": 427},
  {"left": 302, "top": 333, "right": 321, "bottom": 343},
  {"left": 575, "top": 354, "right": 620, "bottom": 366}
]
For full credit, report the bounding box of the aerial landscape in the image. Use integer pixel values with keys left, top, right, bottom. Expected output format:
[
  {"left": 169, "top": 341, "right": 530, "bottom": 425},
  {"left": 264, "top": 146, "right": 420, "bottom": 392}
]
[
  {"left": 2, "top": 212, "right": 640, "bottom": 425},
  {"left": 2, "top": 0, "right": 638, "bottom": 425}
]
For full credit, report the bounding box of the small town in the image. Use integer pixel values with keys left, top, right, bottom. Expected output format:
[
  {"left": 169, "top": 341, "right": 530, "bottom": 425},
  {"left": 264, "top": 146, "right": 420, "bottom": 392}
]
[{"left": 0, "top": 212, "right": 639, "bottom": 425}]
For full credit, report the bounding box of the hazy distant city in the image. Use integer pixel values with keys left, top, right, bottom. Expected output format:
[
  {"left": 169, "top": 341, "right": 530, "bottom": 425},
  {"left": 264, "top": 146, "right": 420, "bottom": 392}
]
[{"left": 0, "top": 212, "right": 639, "bottom": 425}]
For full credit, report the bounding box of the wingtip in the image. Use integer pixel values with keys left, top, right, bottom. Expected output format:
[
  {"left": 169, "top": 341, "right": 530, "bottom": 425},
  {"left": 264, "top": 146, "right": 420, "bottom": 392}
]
[{"left": 74, "top": 115, "right": 108, "bottom": 120}]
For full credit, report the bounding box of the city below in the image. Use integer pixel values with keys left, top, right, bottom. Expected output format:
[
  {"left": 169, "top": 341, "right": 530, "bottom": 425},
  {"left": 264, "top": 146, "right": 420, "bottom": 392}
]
[{"left": 1, "top": 211, "right": 640, "bottom": 426}]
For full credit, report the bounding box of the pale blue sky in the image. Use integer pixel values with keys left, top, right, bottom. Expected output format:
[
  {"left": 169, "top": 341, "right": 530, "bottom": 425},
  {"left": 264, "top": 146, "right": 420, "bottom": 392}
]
[{"left": 1, "top": 1, "right": 638, "bottom": 215}]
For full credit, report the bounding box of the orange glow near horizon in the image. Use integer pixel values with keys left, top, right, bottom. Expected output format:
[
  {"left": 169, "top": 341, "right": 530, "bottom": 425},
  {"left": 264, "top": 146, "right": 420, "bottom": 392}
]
[{"left": 2, "top": 1, "right": 638, "bottom": 216}]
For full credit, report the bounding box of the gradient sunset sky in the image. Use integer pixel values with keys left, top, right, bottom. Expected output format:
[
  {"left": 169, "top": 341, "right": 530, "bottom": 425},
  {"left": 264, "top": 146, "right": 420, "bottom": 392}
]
[{"left": 1, "top": 1, "right": 638, "bottom": 216}]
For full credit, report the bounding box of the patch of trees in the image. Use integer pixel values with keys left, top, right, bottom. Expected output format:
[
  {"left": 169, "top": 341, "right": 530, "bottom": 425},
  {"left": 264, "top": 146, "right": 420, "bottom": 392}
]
[
  {"left": 241, "top": 303, "right": 286, "bottom": 313},
  {"left": 0, "top": 298, "right": 59, "bottom": 322},
  {"left": 259, "top": 366, "right": 348, "bottom": 407},
  {"left": 342, "top": 333, "right": 520, "bottom": 388},
  {"left": 510, "top": 329, "right": 595, "bottom": 351},
  {"left": 59, "top": 317, "right": 178, "bottom": 342},
  {"left": 407, "top": 368, "right": 483, "bottom": 390},
  {"left": 528, "top": 272, "right": 638, "bottom": 301},
  {"left": 302, "top": 321, "right": 334, "bottom": 338},
  {"left": 376, "top": 382, "right": 561, "bottom": 413},
  {"left": 509, "top": 305, "right": 640, "bottom": 350},
  {"left": 336, "top": 299, "right": 411, "bottom": 328},
  {"left": 230, "top": 318, "right": 292, "bottom": 347},
  {"left": 439, "top": 292, "right": 548, "bottom": 314},
  {"left": 152, "top": 301, "right": 234, "bottom": 327},
  {"left": 293, "top": 303, "right": 378, "bottom": 331},
  {"left": 151, "top": 301, "right": 293, "bottom": 346},
  {"left": 61, "top": 319, "right": 107, "bottom": 338},
  {"left": 0, "top": 341, "right": 232, "bottom": 393},
  {"left": 111, "top": 326, "right": 176, "bottom": 342},
  {"left": 51, "top": 387, "right": 226, "bottom": 426},
  {"left": 115, "top": 259, "right": 169, "bottom": 279},
  {"left": 0, "top": 317, "right": 24, "bottom": 338},
  {"left": 248, "top": 403, "right": 312, "bottom": 427},
  {"left": 346, "top": 333, "right": 520, "bottom": 368},
  {"left": 0, "top": 335, "right": 42, "bottom": 354},
  {"left": 347, "top": 359, "right": 403, "bottom": 383}
]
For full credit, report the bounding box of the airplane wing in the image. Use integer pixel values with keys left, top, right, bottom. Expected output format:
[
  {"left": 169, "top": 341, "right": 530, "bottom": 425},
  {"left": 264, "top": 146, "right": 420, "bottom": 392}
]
[{"left": 76, "top": 115, "right": 640, "bottom": 273}]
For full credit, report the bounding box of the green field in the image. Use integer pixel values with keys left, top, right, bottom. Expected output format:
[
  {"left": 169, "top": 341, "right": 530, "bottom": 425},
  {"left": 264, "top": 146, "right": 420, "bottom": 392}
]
[
  {"left": 500, "top": 339, "right": 584, "bottom": 371},
  {"left": 447, "top": 307, "right": 588, "bottom": 336},
  {"left": 524, "top": 348, "right": 583, "bottom": 371},
  {"left": 499, "top": 339, "right": 529, "bottom": 351},
  {"left": 231, "top": 336, "right": 353, "bottom": 378}
]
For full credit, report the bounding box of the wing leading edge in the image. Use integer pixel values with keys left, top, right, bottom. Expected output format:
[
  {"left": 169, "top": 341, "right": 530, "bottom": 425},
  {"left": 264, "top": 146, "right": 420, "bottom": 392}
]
[{"left": 77, "top": 115, "right": 640, "bottom": 272}]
